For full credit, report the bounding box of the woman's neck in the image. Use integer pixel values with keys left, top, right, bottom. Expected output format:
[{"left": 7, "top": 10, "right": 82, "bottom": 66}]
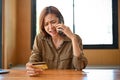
[
  {"left": 52, "top": 35, "right": 63, "bottom": 49},
  {"left": 52, "top": 35, "right": 62, "bottom": 43}
]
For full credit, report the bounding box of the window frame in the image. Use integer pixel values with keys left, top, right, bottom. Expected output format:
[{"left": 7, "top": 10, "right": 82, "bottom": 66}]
[{"left": 31, "top": 0, "right": 118, "bottom": 49}]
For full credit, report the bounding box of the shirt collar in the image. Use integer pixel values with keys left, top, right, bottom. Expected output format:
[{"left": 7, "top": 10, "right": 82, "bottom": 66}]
[{"left": 45, "top": 35, "right": 71, "bottom": 47}]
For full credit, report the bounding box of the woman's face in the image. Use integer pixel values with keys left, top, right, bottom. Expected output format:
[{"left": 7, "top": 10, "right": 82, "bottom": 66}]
[{"left": 44, "top": 13, "right": 59, "bottom": 37}]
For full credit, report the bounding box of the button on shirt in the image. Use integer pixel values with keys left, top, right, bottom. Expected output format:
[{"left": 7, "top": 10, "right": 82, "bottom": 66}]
[{"left": 29, "top": 33, "right": 88, "bottom": 70}]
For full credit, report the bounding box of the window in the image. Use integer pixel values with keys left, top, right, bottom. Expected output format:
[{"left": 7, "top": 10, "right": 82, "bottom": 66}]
[{"left": 31, "top": 0, "right": 118, "bottom": 49}]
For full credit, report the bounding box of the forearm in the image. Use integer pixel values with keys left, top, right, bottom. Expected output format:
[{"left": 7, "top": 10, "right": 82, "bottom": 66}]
[
  {"left": 29, "top": 52, "right": 41, "bottom": 62},
  {"left": 71, "top": 35, "right": 88, "bottom": 70},
  {"left": 72, "top": 56, "right": 88, "bottom": 70},
  {"left": 71, "top": 35, "right": 82, "bottom": 57}
]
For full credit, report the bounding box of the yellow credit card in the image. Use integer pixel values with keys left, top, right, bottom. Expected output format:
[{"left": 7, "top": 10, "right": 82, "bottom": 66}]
[{"left": 32, "top": 62, "right": 48, "bottom": 70}]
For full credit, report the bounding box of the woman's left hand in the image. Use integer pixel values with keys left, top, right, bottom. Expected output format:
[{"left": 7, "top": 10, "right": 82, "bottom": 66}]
[{"left": 56, "top": 23, "right": 75, "bottom": 39}]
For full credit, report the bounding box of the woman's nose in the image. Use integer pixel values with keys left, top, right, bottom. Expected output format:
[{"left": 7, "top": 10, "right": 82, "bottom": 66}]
[{"left": 49, "top": 23, "right": 54, "bottom": 29}]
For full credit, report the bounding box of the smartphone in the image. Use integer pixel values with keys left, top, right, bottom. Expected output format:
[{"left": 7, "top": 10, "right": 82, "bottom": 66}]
[
  {"left": 58, "top": 18, "right": 64, "bottom": 35},
  {"left": 57, "top": 28, "right": 63, "bottom": 35},
  {"left": 0, "top": 69, "right": 9, "bottom": 74}
]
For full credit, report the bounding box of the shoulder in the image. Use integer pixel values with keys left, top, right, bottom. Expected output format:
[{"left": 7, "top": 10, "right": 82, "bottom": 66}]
[
  {"left": 36, "top": 33, "right": 43, "bottom": 38},
  {"left": 35, "top": 33, "right": 51, "bottom": 42},
  {"left": 35, "top": 33, "right": 45, "bottom": 40}
]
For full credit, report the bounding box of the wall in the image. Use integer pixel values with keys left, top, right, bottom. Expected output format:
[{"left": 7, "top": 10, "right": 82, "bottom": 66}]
[
  {"left": 3, "top": 0, "right": 120, "bottom": 68},
  {"left": 3, "top": 0, "right": 17, "bottom": 68},
  {"left": 16, "top": 0, "right": 31, "bottom": 65}
]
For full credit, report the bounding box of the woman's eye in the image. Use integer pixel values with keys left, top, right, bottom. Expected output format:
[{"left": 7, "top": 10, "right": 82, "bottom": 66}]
[
  {"left": 44, "top": 20, "right": 57, "bottom": 26},
  {"left": 51, "top": 21, "right": 56, "bottom": 24},
  {"left": 44, "top": 23, "right": 48, "bottom": 26}
]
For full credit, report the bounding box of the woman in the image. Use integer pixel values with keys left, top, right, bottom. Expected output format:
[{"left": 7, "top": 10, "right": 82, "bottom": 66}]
[{"left": 26, "top": 6, "right": 88, "bottom": 76}]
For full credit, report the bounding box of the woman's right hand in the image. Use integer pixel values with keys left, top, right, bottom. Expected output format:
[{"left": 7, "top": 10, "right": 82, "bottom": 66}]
[{"left": 26, "top": 62, "right": 43, "bottom": 77}]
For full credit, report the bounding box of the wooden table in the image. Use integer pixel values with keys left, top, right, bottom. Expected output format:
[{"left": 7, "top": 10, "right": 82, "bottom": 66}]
[{"left": 0, "top": 69, "right": 120, "bottom": 80}]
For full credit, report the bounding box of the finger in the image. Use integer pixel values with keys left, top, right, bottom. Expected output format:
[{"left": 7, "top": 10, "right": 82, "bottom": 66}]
[
  {"left": 27, "top": 69, "right": 43, "bottom": 77},
  {"left": 26, "top": 67, "right": 34, "bottom": 71},
  {"left": 26, "top": 63, "right": 33, "bottom": 68},
  {"left": 27, "top": 69, "right": 38, "bottom": 75},
  {"left": 27, "top": 70, "right": 35, "bottom": 74},
  {"left": 34, "top": 68, "right": 43, "bottom": 72},
  {"left": 27, "top": 67, "right": 43, "bottom": 73},
  {"left": 55, "top": 23, "right": 64, "bottom": 28}
]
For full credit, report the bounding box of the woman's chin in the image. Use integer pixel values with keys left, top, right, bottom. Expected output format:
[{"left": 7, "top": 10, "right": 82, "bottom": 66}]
[{"left": 50, "top": 33, "right": 58, "bottom": 37}]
